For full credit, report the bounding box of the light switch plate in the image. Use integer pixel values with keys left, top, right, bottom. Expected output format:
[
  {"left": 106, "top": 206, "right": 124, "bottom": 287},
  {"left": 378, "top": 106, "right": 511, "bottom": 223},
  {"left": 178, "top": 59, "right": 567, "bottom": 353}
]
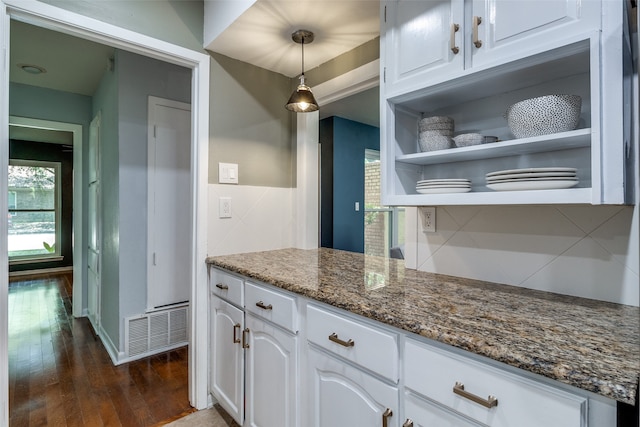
[{"left": 219, "top": 162, "right": 239, "bottom": 184}]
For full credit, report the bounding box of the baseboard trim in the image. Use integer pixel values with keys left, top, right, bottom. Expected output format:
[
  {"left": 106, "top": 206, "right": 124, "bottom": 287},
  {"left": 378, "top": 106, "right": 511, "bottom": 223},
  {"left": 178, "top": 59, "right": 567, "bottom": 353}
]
[
  {"left": 9, "top": 266, "right": 73, "bottom": 277},
  {"left": 97, "top": 325, "right": 122, "bottom": 366}
]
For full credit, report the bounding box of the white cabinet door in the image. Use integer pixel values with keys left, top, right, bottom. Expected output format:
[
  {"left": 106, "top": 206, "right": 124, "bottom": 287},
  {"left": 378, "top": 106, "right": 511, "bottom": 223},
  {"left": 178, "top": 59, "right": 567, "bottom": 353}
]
[
  {"left": 245, "top": 314, "right": 298, "bottom": 427},
  {"left": 210, "top": 296, "right": 244, "bottom": 425},
  {"left": 383, "top": 0, "right": 463, "bottom": 95},
  {"left": 469, "top": 0, "right": 599, "bottom": 69},
  {"left": 308, "top": 348, "right": 399, "bottom": 427}
]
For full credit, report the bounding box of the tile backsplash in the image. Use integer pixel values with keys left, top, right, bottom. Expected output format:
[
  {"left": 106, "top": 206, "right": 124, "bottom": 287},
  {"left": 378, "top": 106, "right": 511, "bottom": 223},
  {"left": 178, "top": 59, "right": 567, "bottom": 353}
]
[
  {"left": 207, "top": 185, "right": 639, "bottom": 307},
  {"left": 406, "top": 205, "right": 639, "bottom": 307}
]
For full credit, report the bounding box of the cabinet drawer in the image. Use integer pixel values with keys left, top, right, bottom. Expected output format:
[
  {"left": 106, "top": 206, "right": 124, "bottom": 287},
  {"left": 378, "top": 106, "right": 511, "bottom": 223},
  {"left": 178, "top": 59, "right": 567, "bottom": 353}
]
[
  {"left": 404, "top": 339, "right": 586, "bottom": 427},
  {"left": 245, "top": 282, "right": 298, "bottom": 333},
  {"left": 307, "top": 304, "right": 398, "bottom": 382},
  {"left": 210, "top": 268, "right": 243, "bottom": 307}
]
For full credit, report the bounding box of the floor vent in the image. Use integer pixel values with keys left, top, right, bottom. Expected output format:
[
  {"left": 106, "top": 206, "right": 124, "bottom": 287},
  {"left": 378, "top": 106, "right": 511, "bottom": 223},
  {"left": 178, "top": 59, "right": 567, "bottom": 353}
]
[{"left": 126, "top": 306, "right": 189, "bottom": 358}]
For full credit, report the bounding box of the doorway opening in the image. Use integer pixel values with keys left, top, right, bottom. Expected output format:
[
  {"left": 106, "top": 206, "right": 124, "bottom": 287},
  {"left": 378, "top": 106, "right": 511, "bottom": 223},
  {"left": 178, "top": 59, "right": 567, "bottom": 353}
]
[
  {"left": 1, "top": 3, "right": 211, "bottom": 416},
  {"left": 364, "top": 149, "right": 405, "bottom": 258}
]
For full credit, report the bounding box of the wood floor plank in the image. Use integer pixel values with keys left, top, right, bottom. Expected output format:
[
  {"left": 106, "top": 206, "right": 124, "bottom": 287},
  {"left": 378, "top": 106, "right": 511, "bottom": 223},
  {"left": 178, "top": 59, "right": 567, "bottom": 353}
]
[{"left": 8, "top": 272, "right": 192, "bottom": 426}]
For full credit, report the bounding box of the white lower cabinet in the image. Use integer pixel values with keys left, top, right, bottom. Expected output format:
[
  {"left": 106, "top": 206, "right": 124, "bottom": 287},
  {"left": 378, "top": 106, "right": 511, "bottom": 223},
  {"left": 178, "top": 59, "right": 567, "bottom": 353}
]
[
  {"left": 209, "top": 270, "right": 299, "bottom": 427},
  {"left": 308, "top": 348, "right": 399, "bottom": 427},
  {"left": 209, "top": 268, "right": 617, "bottom": 426},
  {"left": 210, "top": 295, "right": 244, "bottom": 424},
  {"left": 244, "top": 313, "right": 298, "bottom": 427}
]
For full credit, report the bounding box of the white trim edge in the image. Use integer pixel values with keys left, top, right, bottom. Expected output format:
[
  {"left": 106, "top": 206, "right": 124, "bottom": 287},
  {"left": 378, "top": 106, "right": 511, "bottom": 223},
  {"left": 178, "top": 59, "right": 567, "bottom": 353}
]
[{"left": 313, "top": 59, "right": 380, "bottom": 106}]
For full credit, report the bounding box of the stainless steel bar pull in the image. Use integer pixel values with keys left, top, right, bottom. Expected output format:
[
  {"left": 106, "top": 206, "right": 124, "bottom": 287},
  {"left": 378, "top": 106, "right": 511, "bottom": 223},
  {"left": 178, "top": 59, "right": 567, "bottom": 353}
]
[
  {"left": 453, "top": 382, "right": 498, "bottom": 408},
  {"left": 215, "top": 283, "right": 228, "bottom": 290},
  {"left": 382, "top": 408, "right": 393, "bottom": 427},
  {"left": 255, "top": 301, "right": 273, "bottom": 310},
  {"left": 328, "top": 333, "right": 354, "bottom": 348}
]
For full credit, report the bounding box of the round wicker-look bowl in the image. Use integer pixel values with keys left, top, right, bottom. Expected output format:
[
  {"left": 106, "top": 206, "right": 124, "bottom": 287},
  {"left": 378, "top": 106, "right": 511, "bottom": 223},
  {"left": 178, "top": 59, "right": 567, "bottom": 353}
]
[
  {"left": 419, "top": 131, "right": 453, "bottom": 152},
  {"left": 419, "top": 116, "right": 454, "bottom": 133},
  {"left": 453, "top": 133, "right": 483, "bottom": 147},
  {"left": 506, "top": 94, "right": 581, "bottom": 139}
]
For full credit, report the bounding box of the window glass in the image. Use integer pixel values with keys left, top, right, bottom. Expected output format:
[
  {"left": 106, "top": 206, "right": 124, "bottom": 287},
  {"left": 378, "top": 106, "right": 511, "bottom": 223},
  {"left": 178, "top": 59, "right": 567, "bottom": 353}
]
[{"left": 8, "top": 161, "right": 60, "bottom": 259}]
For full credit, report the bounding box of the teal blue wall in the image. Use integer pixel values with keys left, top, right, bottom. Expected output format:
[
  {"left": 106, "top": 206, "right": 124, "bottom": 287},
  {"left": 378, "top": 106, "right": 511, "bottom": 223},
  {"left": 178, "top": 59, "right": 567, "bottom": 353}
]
[
  {"left": 116, "top": 50, "right": 191, "bottom": 337},
  {"left": 10, "top": 83, "right": 92, "bottom": 123},
  {"left": 89, "top": 49, "right": 192, "bottom": 352},
  {"left": 92, "top": 56, "right": 120, "bottom": 345},
  {"left": 321, "top": 116, "right": 380, "bottom": 253}
]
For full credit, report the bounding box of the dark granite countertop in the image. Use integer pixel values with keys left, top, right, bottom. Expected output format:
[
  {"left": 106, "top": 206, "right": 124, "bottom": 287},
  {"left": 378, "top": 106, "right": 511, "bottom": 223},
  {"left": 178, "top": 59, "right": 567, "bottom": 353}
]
[{"left": 206, "top": 248, "right": 639, "bottom": 405}]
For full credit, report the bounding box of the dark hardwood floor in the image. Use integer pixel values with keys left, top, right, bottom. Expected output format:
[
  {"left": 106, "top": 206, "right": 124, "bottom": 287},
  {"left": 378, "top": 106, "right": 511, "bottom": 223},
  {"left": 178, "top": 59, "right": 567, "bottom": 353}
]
[{"left": 8, "top": 271, "right": 194, "bottom": 426}]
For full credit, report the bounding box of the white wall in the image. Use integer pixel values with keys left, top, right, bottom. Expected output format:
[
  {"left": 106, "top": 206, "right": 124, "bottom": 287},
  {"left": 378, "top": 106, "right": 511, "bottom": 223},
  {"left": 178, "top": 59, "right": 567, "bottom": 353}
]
[
  {"left": 406, "top": 204, "right": 639, "bottom": 307},
  {"left": 207, "top": 184, "right": 294, "bottom": 256}
]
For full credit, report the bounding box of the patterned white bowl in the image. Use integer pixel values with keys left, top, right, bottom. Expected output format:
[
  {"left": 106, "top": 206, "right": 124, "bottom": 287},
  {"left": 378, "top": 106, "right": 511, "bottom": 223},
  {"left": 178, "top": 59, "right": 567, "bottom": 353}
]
[
  {"left": 419, "top": 116, "right": 454, "bottom": 132},
  {"left": 453, "top": 133, "right": 483, "bottom": 147},
  {"left": 419, "top": 131, "right": 453, "bottom": 152},
  {"left": 506, "top": 95, "right": 581, "bottom": 138}
]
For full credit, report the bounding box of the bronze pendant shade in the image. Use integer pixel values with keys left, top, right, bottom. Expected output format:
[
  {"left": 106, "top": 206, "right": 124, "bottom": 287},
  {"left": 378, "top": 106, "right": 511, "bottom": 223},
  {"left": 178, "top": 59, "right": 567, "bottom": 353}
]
[{"left": 286, "top": 30, "right": 319, "bottom": 113}]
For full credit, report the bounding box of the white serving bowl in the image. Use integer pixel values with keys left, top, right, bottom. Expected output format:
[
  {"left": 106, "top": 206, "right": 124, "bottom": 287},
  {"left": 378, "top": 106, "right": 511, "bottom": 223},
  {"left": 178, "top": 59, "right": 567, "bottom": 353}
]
[
  {"left": 506, "top": 94, "right": 581, "bottom": 138},
  {"left": 453, "top": 133, "right": 483, "bottom": 147}
]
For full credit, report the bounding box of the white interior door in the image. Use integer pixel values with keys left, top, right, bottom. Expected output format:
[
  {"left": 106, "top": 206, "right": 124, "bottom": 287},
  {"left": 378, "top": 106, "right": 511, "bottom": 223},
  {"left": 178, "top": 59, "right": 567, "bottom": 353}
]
[
  {"left": 87, "top": 112, "right": 101, "bottom": 332},
  {"left": 147, "top": 96, "right": 191, "bottom": 310}
]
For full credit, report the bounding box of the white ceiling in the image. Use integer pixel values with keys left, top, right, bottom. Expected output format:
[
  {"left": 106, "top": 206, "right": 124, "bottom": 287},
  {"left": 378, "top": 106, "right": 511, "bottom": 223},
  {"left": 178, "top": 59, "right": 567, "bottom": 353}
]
[
  {"left": 10, "top": 20, "right": 115, "bottom": 96},
  {"left": 205, "top": 0, "right": 381, "bottom": 77},
  {"left": 10, "top": 3, "right": 381, "bottom": 127}
]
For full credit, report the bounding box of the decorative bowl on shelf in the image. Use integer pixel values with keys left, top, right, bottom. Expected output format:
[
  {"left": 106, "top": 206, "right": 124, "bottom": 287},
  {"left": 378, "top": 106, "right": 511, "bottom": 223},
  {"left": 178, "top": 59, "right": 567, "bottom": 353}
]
[
  {"left": 453, "top": 133, "right": 483, "bottom": 147},
  {"left": 505, "top": 94, "right": 581, "bottom": 138},
  {"left": 419, "top": 131, "right": 453, "bottom": 152},
  {"left": 419, "top": 116, "right": 454, "bottom": 132}
]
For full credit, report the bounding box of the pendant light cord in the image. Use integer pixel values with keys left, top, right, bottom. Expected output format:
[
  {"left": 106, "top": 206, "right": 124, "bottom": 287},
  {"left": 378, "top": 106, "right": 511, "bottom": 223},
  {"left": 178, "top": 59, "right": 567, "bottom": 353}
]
[{"left": 301, "top": 35, "right": 305, "bottom": 79}]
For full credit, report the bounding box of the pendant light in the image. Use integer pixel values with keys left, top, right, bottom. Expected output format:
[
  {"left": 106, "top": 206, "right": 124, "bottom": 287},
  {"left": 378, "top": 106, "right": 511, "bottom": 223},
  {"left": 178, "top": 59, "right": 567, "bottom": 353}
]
[{"left": 286, "top": 29, "right": 319, "bottom": 113}]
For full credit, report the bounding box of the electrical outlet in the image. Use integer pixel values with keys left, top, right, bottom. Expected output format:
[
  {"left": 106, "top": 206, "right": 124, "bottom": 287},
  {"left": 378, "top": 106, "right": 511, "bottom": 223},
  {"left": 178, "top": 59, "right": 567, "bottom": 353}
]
[
  {"left": 219, "top": 197, "right": 232, "bottom": 218},
  {"left": 421, "top": 207, "right": 436, "bottom": 233}
]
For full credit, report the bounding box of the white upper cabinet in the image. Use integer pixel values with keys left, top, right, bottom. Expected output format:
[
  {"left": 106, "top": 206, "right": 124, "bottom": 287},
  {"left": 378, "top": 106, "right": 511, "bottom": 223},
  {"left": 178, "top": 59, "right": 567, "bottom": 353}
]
[
  {"left": 383, "top": 0, "right": 600, "bottom": 96},
  {"left": 469, "top": 0, "right": 600, "bottom": 70},
  {"left": 380, "top": 0, "right": 633, "bottom": 206},
  {"left": 383, "top": 0, "right": 464, "bottom": 94}
]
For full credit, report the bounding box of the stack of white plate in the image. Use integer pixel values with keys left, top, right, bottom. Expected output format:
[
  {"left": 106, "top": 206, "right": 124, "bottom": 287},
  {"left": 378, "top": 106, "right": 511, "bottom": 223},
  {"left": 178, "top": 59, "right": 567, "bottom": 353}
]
[
  {"left": 416, "top": 178, "right": 471, "bottom": 194},
  {"left": 486, "top": 167, "right": 579, "bottom": 191}
]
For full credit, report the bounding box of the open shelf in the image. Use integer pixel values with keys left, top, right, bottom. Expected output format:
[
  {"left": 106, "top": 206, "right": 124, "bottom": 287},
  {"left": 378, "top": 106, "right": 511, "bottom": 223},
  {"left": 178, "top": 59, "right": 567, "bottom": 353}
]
[
  {"left": 386, "top": 187, "right": 593, "bottom": 206},
  {"left": 396, "top": 128, "right": 591, "bottom": 166}
]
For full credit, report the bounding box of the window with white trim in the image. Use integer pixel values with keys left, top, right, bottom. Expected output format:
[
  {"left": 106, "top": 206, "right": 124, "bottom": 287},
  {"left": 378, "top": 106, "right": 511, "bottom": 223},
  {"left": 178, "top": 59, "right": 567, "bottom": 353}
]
[{"left": 8, "top": 160, "right": 62, "bottom": 261}]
